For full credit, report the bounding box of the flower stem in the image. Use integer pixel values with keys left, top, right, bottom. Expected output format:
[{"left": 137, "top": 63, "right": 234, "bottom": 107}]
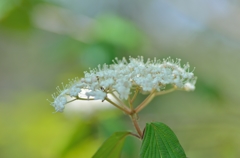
[
  {"left": 111, "top": 92, "right": 129, "bottom": 110},
  {"left": 134, "top": 90, "right": 156, "bottom": 113},
  {"left": 128, "top": 97, "right": 133, "bottom": 110},
  {"left": 67, "top": 97, "right": 95, "bottom": 104},
  {"left": 131, "top": 88, "right": 139, "bottom": 104},
  {"left": 130, "top": 114, "right": 142, "bottom": 138},
  {"left": 105, "top": 97, "right": 131, "bottom": 115},
  {"left": 155, "top": 88, "right": 176, "bottom": 96}
]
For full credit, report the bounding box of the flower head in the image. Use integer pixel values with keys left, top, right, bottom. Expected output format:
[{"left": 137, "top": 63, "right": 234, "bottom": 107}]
[{"left": 50, "top": 56, "right": 197, "bottom": 112}]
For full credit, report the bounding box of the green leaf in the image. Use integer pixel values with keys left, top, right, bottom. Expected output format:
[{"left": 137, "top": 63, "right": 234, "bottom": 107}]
[
  {"left": 92, "top": 131, "right": 130, "bottom": 158},
  {"left": 140, "top": 122, "right": 187, "bottom": 158}
]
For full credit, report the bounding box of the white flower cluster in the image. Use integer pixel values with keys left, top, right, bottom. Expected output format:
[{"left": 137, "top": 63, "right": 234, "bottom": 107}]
[{"left": 50, "top": 56, "right": 197, "bottom": 112}]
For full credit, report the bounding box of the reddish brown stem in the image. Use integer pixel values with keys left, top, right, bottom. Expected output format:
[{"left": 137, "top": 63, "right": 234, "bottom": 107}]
[{"left": 130, "top": 114, "right": 142, "bottom": 138}]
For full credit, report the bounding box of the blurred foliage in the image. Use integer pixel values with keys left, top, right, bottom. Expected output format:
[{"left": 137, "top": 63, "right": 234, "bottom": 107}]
[
  {"left": 1, "top": 0, "right": 240, "bottom": 158},
  {"left": 93, "top": 14, "right": 143, "bottom": 50},
  {"left": 0, "top": 0, "right": 21, "bottom": 20},
  {"left": 0, "top": 0, "right": 42, "bottom": 30}
]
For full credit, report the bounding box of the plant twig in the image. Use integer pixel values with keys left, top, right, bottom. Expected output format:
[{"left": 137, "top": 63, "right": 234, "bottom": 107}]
[
  {"left": 130, "top": 114, "right": 143, "bottom": 138},
  {"left": 111, "top": 92, "right": 129, "bottom": 110},
  {"left": 128, "top": 97, "right": 133, "bottom": 110},
  {"left": 129, "top": 132, "right": 141, "bottom": 139},
  {"left": 131, "top": 88, "right": 139, "bottom": 104},
  {"left": 155, "top": 88, "right": 176, "bottom": 96},
  {"left": 105, "top": 97, "right": 131, "bottom": 115},
  {"left": 134, "top": 90, "right": 156, "bottom": 113}
]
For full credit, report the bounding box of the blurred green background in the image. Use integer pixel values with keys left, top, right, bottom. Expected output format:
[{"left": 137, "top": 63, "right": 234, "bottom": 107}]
[{"left": 1, "top": 0, "right": 240, "bottom": 157}]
